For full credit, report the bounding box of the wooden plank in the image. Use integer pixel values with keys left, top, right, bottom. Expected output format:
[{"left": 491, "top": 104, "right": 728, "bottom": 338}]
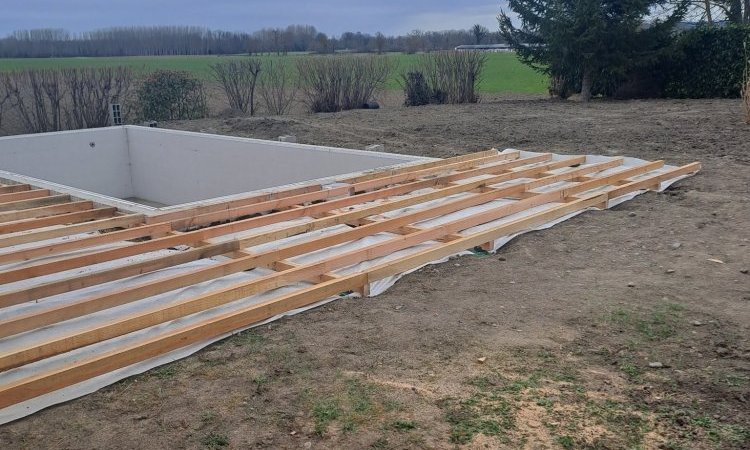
[
  {"left": 0, "top": 201, "right": 93, "bottom": 224},
  {"left": 0, "top": 184, "right": 31, "bottom": 195},
  {"left": 0, "top": 207, "right": 117, "bottom": 235},
  {"left": 0, "top": 154, "right": 544, "bottom": 283},
  {"left": 0, "top": 186, "right": 586, "bottom": 369},
  {"left": 0, "top": 155, "right": 574, "bottom": 294},
  {"left": 0, "top": 157, "right": 574, "bottom": 306},
  {"left": 0, "top": 194, "right": 613, "bottom": 408},
  {"left": 0, "top": 194, "right": 70, "bottom": 213},
  {"left": 0, "top": 214, "right": 145, "bottom": 249},
  {"left": 145, "top": 184, "right": 323, "bottom": 225},
  {"left": 350, "top": 151, "right": 519, "bottom": 192},
  {"left": 337, "top": 149, "right": 500, "bottom": 184},
  {"left": 0, "top": 189, "right": 49, "bottom": 205},
  {"left": 0, "top": 223, "right": 172, "bottom": 266},
  {"left": 0, "top": 240, "right": 240, "bottom": 309},
  {"left": 167, "top": 151, "right": 528, "bottom": 231},
  {"left": 0, "top": 158, "right": 627, "bottom": 345},
  {"left": 149, "top": 151, "right": 508, "bottom": 228},
  {"left": 603, "top": 162, "right": 701, "bottom": 200}
]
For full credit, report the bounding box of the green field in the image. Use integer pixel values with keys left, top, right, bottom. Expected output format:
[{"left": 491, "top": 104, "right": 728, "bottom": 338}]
[{"left": 0, "top": 53, "right": 548, "bottom": 94}]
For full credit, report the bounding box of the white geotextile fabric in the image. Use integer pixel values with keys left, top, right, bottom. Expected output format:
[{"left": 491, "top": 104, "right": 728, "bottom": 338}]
[{"left": 0, "top": 149, "right": 696, "bottom": 424}]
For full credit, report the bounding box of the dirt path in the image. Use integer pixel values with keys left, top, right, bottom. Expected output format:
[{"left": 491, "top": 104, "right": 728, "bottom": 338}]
[{"left": 1, "top": 96, "right": 748, "bottom": 449}]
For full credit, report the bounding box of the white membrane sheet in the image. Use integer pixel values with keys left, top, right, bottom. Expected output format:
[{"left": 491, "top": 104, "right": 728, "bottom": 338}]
[{"left": 0, "top": 149, "right": 697, "bottom": 424}]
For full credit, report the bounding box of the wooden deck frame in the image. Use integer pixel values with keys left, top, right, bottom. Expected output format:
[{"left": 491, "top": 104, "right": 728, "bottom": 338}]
[{"left": 0, "top": 151, "right": 700, "bottom": 412}]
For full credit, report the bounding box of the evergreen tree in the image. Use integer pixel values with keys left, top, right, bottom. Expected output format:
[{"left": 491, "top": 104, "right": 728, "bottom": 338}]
[{"left": 499, "top": 0, "right": 688, "bottom": 101}]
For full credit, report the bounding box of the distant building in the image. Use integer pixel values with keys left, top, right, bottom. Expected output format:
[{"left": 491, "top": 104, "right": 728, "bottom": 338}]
[{"left": 454, "top": 44, "right": 513, "bottom": 52}]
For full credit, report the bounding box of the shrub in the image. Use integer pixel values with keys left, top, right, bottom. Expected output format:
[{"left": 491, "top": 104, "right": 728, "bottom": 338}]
[
  {"left": 0, "top": 69, "right": 65, "bottom": 133},
  {"left": 210, "top": 58, "right": 262, "bottom": 115},
  {"left": 548, "top": 74, "right": 572, "bottom": 99},
  {"left": 0, "top": 67, "right": 133, "bottom": 134},
  {"left": 297, "top": 55, "right": 392, "bottom": 113},
  {"left": 63, "top": 67, "right": 133, "bottom": 129},
  {"left": 258, "top": 60, "right": 297, "bottom": 115},
  {"left": 402, "top": 71, "right": 431, "bottom": 106},
  {"left": 401, "top": 51, "right": 487, "bottom": 106},
  {"left": 136, "top": 70, "right": 207, "bottom": 121},
  {"left": 663, "top": 25, "right": 750, "bottom": 99}
]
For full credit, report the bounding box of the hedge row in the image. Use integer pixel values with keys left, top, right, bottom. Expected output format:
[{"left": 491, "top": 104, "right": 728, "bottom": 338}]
[{"left": 662, "top": 25, "right": 750, "bottom": 99}]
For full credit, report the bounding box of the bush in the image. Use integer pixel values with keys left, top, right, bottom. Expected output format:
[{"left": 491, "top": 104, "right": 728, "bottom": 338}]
[
  {"left": 548, "top": 74, "right": 572, "bottom": 99},
  {"left": 297, "top": 55, "right": 392, "bottom": 113},
  {"left": 0, "top": 67, "right": 133, "bottom": 134},
  {"left": 210, "top": 58, "right": 262, "bottom": 115},
  {"left": 63, "top": 67, "right": 133, "bottom": 128},
  {"left": 136, "top": 70, "right": 207, "bottom": 121},
  {"left": 402, "top": 71, "right": 431, "bottom": 106},
  {"left": 401, "top": 51, "right": 487, "bottom": 106},
  {"left": 258, "top": 60, "right": 297, "bottom": 115},
  {"left": 662, "top": 25, "right": 750, "bottom": 99}
]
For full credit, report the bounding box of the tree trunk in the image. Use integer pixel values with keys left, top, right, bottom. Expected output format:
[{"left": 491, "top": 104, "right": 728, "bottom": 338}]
[
  {"left": 704, "top": 0, "right": 713, "bottom": 25},
  {"left": 728, "top": 0, "right": 742, "bottom": 23},
  {"left": 580, "top": 68, "right": 593, "bottom": 103}
]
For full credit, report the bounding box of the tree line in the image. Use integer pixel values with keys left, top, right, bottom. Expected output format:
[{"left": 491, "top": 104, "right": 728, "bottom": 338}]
[{"left": 0, "top": 25, "right": 505, "bottom": 58}]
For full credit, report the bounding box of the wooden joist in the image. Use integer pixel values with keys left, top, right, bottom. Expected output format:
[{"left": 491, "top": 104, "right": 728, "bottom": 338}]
[{"left": 0, "top": 149, "right": 701, "bottom": 413}]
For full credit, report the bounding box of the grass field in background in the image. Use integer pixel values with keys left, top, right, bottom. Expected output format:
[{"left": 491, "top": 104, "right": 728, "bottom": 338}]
[{"left": 0, "top": 53, "right": 548, "bottom": 94}]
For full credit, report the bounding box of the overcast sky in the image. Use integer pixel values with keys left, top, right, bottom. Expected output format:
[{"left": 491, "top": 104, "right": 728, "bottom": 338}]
[{"left": 1, "top": 1, "right": 506, "bottom": 36}]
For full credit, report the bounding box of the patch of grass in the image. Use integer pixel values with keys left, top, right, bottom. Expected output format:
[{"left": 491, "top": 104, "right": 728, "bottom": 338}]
[
  {"left": 200, "top": 411, "right": 217, "bottom": 425},
  {"left": 389, "top": 420, "right": 417, "bottom": 431},
  {"left": 556, "top": 434, "right": 575, "bottom": 449},
  {"left": 346, "top": 378, "right": 376, "bottom": 414},
  {"left": 441, "top": 392, "right": 515, "bottom": 445},
  {"left": 371, "top": 437, "right": 389, "bottom": 448},
  {"left": 232, "top": 330, "right": 265, "bottom": 349},
  {"left": 342, "top": 416, "right": 357, "bottom": 433},
  {"left": 692, "top": 416, "right": 750, "bottom": 446},
  {"left": 619, "top": 361, "right": 642, "bottom": 379},
  {"left": 200, "top": 431, "right": 229, "bottom": 449},
  {"left": 585, "top": 399, "right": 649, "bottom": 447},
  {"left": 501, "top": 373, "right": 542, "bottom": 395},
  {"left": 312, "top": 397, "right": 342, "bottom": 436},
  {"left": 609, "top": 304, "right": 684, "bottom": 341},
  {"left": 252, "top": 374, "right": 269, "bottom": 394},
  {"left": 150, "top": 364, "right": 179, "bottom": 379},
  {"left": 466, "top": 374, "right": 503, "bottom": 390}
]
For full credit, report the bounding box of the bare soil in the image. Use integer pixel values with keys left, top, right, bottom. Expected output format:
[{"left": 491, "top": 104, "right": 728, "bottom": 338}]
[{"left": 1, "top": 95, "right": 749, "bottom": 449}]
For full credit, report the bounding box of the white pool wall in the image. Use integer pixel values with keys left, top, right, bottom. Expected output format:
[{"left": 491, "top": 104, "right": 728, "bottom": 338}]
[
  {"left": 0, "top": 126, "right": 433, "bottom": 214},
  {"left": 0, "top": 127, "right": 132, "bottom": 198},
  {"left": 125, "top": 127, "right": 426, "bottom": 205}
]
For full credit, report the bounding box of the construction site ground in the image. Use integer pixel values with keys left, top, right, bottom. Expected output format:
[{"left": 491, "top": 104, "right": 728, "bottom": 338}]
[{"left": 1, "top": 95, "right": 748, "bottom": 449}]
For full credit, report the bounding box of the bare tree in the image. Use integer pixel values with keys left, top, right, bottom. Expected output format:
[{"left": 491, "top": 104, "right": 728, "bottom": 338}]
[
  {"left": 471, "top": 24, "right": 489, "bottom": 45},
  {"left": 210, "top": 58, "right": 263, "bottom": 115},
  {"left": 0, "top": 83, "right": 10, "bottom": 132},
  {"left": 258, "top": 60, "right": 297, "bottom": 115},
  {"left": 375, "top": 32, "right": 386, "bottom": 54},
  {"left": 1, "top": 70, "right": 66, "bottom": 133},
  {"left": 63, "top": 67, "right": 133, "bottom": 129}
]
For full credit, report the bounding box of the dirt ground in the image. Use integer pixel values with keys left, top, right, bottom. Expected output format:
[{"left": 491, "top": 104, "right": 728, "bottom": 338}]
[{"left": 1, "top": 95, "right": 749, "bottom": 449}]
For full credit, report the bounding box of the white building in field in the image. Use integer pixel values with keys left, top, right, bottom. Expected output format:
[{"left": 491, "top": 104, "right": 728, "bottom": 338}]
[{"left": 454, "top": 44, "right": 513, "bottom": 52}]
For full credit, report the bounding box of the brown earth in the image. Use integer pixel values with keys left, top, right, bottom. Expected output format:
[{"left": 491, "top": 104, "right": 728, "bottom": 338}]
[{"left": 1, "top": 95, "right": 749, "bottom": 449}]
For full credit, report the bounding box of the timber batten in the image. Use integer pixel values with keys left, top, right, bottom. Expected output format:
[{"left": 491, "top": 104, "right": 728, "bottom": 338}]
[{"left": 0, "top": 148, "right": 700, "bottom": 419}]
